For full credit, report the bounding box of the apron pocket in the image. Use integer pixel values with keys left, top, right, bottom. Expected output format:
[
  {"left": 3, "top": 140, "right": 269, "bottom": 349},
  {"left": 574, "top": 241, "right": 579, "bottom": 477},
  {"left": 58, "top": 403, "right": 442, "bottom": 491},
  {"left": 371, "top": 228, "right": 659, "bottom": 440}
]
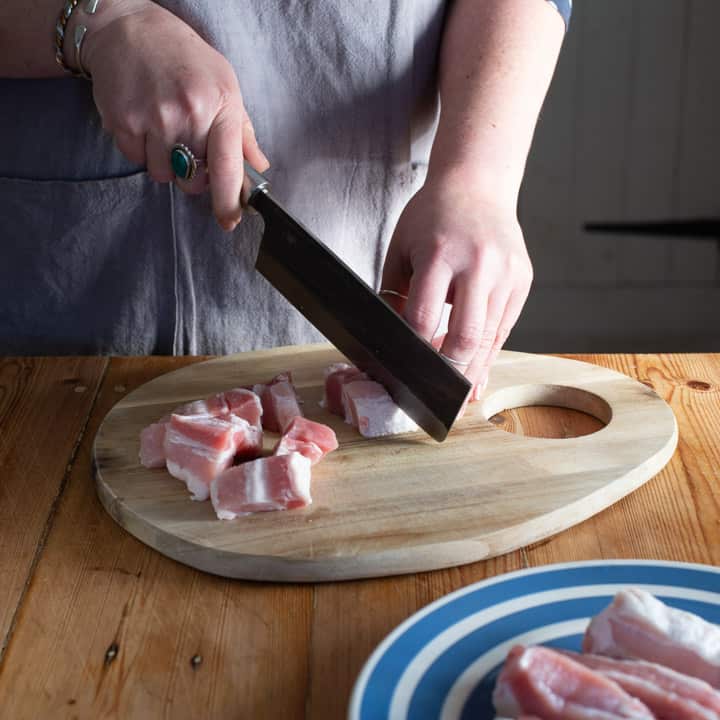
[{"left": 0, "top": 172, "right": 176, "bottom": 355}]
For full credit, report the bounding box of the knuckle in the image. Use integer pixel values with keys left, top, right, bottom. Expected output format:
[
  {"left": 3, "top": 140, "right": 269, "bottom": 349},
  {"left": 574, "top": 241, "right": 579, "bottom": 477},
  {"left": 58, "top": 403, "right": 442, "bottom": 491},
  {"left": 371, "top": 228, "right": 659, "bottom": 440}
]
[
  {"left": 178, "top": 88, "right": 209, "bottom": 127},
  {"left": 449, "top": 329, "right": 482, "bottom": 355},
  {"left": 405, "top": 305, "right": 437, "bottom": 336}
]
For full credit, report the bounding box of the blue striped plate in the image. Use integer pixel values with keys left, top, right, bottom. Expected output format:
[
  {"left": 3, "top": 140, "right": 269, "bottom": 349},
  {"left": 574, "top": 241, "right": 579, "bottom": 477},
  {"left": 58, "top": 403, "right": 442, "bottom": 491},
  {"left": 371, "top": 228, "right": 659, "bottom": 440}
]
[{"left": 348, "top": 560, "right": 720, "bottom": 720}]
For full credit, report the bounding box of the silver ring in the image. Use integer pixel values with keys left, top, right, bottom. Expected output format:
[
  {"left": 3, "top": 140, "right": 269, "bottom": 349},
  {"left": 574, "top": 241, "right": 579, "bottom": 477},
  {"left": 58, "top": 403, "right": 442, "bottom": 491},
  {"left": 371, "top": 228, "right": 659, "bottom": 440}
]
[
  {"left": 378, "top": 289, "right": 408, "bottom": 300},
  {"left": 170, "top": 143, "right": 206, "bottom": 181},
  {"left": 439, "top": 352, "right": 471, "bottom": 367}
]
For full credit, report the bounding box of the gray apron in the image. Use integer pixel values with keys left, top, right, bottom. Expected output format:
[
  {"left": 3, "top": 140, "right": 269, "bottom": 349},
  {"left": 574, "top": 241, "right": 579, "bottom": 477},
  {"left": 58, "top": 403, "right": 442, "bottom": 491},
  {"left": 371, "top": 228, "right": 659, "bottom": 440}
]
[{"left": 0, "top": 1, "right": 447, "bottom": 355}]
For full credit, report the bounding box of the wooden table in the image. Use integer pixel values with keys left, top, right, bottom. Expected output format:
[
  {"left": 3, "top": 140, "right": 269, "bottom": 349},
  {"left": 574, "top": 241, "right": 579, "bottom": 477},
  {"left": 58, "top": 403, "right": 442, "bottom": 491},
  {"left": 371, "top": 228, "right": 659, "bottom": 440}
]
[{"left": 0, "top": 354, "right": 718, "bottom": 719}]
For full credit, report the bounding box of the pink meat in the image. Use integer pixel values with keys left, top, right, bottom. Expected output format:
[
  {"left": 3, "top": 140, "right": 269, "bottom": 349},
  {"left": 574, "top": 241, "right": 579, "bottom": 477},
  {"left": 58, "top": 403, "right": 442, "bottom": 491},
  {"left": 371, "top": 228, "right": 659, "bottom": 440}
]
[
  {"left": 562, "top": 650, "right": 720, "bottom": 719},
  {"left": 275, "top": 438, "right": 324, "bottom": 465},
  {"left": 139, "top": 422, "right": 167, "bottom": 468},
  {"left": 254, "top": 373, "right": 303, "bottom": 433},
  {"left": 164, "top": 414, "right": 243, "bottom": 501},
  {"left": 341, "top": 380, "right": 418, "bottom": 438},
  {"left": 322, "top": 363, "right": 367, "bottom": 416},
  {"left": 492, "top": 645, "right": 654, "bottom": 719},
  {"left": 224, "top": 387, "right": 263, "bottom": 426},
  {"left": 174, "top": 392, "right": 229, "bottom": 418},
  {"left": 583, "top": 589, "right": 720, "bottom": 688},
  {"left": 231, "top": 418, "right": 263, "bottom": 462},
  {"left": 274, "top": 416, "right": 338, "bottom": 465},
  {"left": 210, "top": 452, "right": 312, "bottom": 519},
  {"left": 139, "top": 388, "right": 263, "bottom": 469}
]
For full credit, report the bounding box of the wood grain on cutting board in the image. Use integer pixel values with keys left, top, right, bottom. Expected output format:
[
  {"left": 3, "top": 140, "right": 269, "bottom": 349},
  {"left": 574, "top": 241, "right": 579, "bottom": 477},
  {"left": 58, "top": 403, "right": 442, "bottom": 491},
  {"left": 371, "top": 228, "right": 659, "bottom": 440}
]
[{"left": 93, "top": 345, "right": 677, "bottom": 581}]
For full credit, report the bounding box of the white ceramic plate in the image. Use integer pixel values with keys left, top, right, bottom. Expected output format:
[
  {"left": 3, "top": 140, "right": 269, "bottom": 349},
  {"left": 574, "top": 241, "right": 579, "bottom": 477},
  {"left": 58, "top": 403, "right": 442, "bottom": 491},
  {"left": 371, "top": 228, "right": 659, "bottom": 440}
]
[{"left": 349, "top": 560, "right": 720, "bottom": 720}]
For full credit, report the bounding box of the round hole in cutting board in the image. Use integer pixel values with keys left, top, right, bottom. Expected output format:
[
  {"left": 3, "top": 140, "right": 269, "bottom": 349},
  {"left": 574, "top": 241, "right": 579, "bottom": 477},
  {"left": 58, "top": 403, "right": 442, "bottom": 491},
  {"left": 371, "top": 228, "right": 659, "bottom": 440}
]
[{"left": 482, "top": 384, "right": 611, "bottom": 439}]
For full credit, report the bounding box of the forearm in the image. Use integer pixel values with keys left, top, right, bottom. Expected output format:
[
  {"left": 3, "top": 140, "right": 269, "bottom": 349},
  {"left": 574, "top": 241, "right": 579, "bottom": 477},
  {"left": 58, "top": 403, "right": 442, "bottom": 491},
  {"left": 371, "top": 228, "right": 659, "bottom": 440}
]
[
  {"left": 0, "top": 0, "right": 146, "bottom": 78},
  {"left": 428, "top": 0, "right": 565, "bottom": 203}
]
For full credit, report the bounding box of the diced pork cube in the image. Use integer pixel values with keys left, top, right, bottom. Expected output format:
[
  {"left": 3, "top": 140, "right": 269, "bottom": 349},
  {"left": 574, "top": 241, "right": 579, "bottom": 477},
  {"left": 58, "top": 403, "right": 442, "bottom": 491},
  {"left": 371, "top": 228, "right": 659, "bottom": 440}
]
[
  {"left": 583, "top": 589, "right": 720, "bottom": 688},
  {"left": 224, "top": 387, "right": 263, "bottom": 426},
  {"left": 562, "top": 650, "right": 720, "bottom": 719},
  {"left": 341, "top": 380, "right": 418, "bottom": 437},
  {"left": 274, "top": 416, "right": 338, "bottom": 465},
  {"left": 139, "top": 422, "right": 167, "bottom": 468},
  {"left": 254, "top": 373, "right": 303, "bottom": 433},
  {"left": 322, "top": 363, "right": 367, "bottom": 415},
  {"left": 174, "top": 392, "right": 229, "bottom": 418},
  {"left": 210, "top": 453, "right": 312, "bottom": 519},
  {"left": 164, "top": 414, "right": 240, "bottom": 501},
  {"left": 275, "top": 438, "right": 324, "bottom": 465},
  {"left": 493, "top": 645, "right": 654, "bottom": 719}
]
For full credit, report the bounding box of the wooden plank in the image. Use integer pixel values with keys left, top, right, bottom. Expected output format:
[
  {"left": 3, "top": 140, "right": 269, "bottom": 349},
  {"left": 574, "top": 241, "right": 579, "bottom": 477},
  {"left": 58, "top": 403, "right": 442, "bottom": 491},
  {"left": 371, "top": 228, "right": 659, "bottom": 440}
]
[
  {"left": 307, "top": 555, "right": 524, "bottom": 720},
  {"left": 0, "top": 358, "right": 313, "bottom": 719},
  {"left": 0, "top": 357, "right": 106, "bottom": 659},
  {"left": 525, "top": 353, "right": 720, "bottom": 566},
  {"left": 93, "top": 346, "right": 676, "bottom": 581}
]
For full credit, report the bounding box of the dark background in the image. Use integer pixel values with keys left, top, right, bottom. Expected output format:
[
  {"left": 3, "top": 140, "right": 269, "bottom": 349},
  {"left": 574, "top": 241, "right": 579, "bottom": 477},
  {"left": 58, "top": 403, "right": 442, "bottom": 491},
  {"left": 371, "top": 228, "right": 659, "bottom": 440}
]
[{"left": 511, "top": 0, "right": 719, "bottom": 352}]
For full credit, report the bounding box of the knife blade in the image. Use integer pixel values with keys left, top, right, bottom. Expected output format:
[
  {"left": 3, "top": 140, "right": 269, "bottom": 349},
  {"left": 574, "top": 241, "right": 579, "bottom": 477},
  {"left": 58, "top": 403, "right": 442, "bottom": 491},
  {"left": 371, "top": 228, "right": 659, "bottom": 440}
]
[{"left": 241, "top": 165, "right": 472, "bottom": 441}]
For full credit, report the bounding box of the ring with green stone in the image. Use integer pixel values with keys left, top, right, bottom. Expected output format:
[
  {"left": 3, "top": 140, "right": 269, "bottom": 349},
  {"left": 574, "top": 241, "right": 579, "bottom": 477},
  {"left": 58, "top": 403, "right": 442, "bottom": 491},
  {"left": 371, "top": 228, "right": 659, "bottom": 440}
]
[{"left": 170, "top": 143, "right": 206, "bottom": 181}]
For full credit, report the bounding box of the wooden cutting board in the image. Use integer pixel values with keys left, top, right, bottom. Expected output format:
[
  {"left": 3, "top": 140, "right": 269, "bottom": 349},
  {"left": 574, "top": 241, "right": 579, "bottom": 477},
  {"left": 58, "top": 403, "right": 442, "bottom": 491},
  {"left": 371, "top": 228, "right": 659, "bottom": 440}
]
[{"left": 94, "top": 345, "right": 677, "bottom": 582}]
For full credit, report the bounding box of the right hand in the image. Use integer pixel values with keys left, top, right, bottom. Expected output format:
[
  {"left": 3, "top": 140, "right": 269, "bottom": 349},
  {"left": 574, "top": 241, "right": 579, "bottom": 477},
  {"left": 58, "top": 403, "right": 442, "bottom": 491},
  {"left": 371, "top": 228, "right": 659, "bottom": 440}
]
[{"left": 81, "top": 0, "right": 268, "bottom": 230}]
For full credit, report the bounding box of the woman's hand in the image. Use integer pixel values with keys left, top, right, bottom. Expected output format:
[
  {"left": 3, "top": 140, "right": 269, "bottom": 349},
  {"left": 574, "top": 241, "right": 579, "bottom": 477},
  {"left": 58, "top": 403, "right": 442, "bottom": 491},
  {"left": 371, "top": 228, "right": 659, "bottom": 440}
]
[
  {"left": 381, "top": 170, "right": 532, "bottom": 400},
  {"left": 81, "top": 0, "right": 267, "bottom": 230}
]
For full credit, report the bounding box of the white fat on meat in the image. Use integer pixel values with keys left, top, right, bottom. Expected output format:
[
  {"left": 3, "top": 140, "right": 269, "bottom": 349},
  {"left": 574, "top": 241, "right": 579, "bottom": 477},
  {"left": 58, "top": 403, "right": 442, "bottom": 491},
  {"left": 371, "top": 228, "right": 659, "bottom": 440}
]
[
  {"left": 584, "top": 589, "right": 720, "bottom": 688},
  {"left": 210, "top": 452, "right": 312, "bottom": 519},
  {"left": 341, "top": 380, "right": 418, "bottom": 437},
  {"left": 164, "top": 415, "right": 244, "bottom": 502},
  {"left": 562, "top": 650, "right": 720, "bottom": 720}
]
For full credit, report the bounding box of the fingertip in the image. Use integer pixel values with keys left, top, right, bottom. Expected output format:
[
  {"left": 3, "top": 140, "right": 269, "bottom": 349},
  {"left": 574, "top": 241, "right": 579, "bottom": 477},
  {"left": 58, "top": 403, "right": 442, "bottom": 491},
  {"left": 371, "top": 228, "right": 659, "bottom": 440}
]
[{"left": 218, "top": 215, "right": 240, "bottom": 232}]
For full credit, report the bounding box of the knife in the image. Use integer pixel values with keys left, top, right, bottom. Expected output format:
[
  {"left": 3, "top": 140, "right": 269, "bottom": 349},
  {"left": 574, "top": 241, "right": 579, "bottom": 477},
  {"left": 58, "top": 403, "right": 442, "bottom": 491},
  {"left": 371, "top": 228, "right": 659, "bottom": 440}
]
[{"left": 241, "top": 164, "right": 472, "bottom": 442}]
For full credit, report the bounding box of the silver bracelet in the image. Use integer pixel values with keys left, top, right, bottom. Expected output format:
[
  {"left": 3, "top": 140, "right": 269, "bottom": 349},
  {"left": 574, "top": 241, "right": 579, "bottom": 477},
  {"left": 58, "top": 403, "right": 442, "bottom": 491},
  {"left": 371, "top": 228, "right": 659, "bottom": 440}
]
[{"left": 55, "top": 0, "right": 102, "bottom": 79}]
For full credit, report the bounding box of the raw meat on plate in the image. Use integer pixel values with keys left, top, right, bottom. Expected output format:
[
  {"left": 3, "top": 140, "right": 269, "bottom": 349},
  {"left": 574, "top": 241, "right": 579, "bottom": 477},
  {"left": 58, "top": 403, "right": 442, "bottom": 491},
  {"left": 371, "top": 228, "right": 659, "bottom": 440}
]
[
  {"left": 210, "top": 452, "right": 312, "bottom": 519},
  {"left": 583, "top": 588, "right": 720, "bottom": 688},
  {"left": 493, "top": 645, "right": 654, "bottom": 719},
  {"left": 341, "top": 379, "right": 418, "bottom": 438},
  {"left": 562, "top": 650, "right": 720, "bottom": 719},
  {"left": 164, "top": 413, "right": 262, "bottom": 501},
  {"left": 253, "top": 372, "right": 303, "bottom": 433},
  {"left": 274, "top": 416, "right": 338, "bottom": 465}
]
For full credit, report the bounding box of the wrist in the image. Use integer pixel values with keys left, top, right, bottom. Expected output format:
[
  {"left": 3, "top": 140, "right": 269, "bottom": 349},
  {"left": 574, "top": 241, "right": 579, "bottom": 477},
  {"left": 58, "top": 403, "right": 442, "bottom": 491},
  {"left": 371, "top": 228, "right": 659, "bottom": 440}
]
[
  {"left": 424, "top": 158, "right": 521, "bottom": 212},
  {"left": 63, "top": 0, "right": 150, "bottom": 76}
]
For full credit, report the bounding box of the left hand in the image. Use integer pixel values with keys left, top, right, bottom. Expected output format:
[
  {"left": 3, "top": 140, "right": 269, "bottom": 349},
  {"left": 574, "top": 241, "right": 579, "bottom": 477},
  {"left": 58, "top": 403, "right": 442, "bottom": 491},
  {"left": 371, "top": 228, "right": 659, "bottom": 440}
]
[{"left": 380, "top": 172, "right": 533, "bottom": 400}]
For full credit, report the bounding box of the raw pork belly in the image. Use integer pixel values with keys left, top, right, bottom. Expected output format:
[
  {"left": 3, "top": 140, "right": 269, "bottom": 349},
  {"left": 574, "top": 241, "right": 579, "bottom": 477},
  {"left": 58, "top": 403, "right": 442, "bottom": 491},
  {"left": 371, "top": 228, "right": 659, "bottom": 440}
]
[
  {"left": 174, "top": 391, "right": 229, "bottom": 418},
  {"left": 583, "top": 589, "right": 720, "bottom": 688},
  {"left": 493, "top": 645, "right": 654, "bottom": 719},
  {"left": 139, "top": 422, "right": 167, "bottom": 468},
  {"left": 274, "top": 417, "right": 338, "bottom": 465},
  {"left": 341, "top": 380, "right": 418, "bottom": 438},
  {"left": 164, "top": 414, "right": 240, "bottom": 501},
  {"left": 562, "top": 650, "right": 720, "bottom": 719},
  {"left": 210, "top": 452, "right": 312, "bottom": 519},
  {"left": 138, "top": 388, "right": 263, "bottom": 470},
  {"left": 224, "top": 388, "right": 263, "bottom": 426},
  {"left": 322, "top": 362, "right": 367, "bottom": 415},
  {"left": 253, "top": 372, "right": 303, "bottom": 433}
]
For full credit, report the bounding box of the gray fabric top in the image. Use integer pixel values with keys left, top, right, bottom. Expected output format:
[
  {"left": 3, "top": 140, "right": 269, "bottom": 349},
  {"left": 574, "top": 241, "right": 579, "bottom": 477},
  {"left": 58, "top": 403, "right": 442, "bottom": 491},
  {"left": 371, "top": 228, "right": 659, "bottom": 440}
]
[{"left": 0, "top": 1, "right": 447, "bottom": 355}]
